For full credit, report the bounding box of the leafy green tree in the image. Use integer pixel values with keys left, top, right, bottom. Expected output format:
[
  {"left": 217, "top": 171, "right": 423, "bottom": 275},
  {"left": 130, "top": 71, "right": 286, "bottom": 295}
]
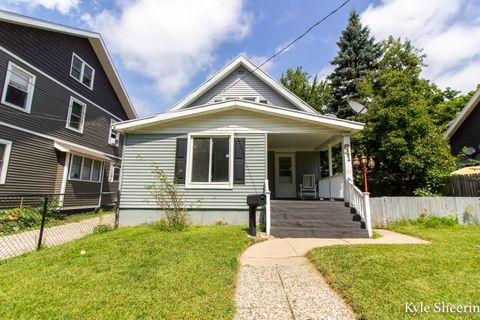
[
  {"left": 430, "top": 86, "right": 479, "bottom": 129},
  {"left": 355, "top": 37, "right": 455, "bottom": 196},
  {"left": 280, "top": 66, "right": 331, "bottom": 112},
  {"left": 327, "top": 10, "right": 383, "bottom": 119}
]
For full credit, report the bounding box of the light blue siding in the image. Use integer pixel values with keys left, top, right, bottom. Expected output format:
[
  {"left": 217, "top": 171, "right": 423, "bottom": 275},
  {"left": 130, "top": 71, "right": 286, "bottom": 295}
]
[{"left": 120, "top": 132, "right": 267, "bottom": 212}]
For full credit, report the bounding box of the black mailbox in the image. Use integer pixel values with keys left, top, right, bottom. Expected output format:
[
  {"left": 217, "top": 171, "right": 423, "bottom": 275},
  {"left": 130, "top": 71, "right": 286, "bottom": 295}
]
[
  {"left": 247, "top": 194, "right": 266, "bottom": 206},
  {"left": 246, "top": 193, "right": 266, "bottom": 236}
]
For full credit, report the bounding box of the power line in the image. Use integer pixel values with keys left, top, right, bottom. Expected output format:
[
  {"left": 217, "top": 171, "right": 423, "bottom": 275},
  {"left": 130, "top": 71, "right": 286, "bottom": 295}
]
[{"left": 216, "top": 0, "right": 352, "bottom": 98}]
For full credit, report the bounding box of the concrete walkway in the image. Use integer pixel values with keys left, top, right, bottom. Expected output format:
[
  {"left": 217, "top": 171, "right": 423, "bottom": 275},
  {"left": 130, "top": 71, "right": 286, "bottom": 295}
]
[
  {"left": 235, "top": 229, "right": 429, "bottom": 320},
  {"left": 0, "top": 214, "right": 114, "bottom": 260}
]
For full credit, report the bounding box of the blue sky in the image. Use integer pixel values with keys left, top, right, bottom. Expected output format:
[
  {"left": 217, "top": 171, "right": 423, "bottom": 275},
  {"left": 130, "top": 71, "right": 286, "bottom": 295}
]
[{"left": 1, "top": 0, "right": 479, "bottom": 117}]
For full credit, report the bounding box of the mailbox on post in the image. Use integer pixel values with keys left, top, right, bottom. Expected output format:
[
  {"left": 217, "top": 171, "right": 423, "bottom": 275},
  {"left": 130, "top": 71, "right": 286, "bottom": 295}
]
[{"left": 246, "top": 194, "right": 266, "bottom": 236}]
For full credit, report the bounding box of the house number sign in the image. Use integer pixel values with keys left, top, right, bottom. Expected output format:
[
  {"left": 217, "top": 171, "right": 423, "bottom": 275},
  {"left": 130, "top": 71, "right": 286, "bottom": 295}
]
[{"left": 343, "top": 144, "right": 351, "bottom": 161}]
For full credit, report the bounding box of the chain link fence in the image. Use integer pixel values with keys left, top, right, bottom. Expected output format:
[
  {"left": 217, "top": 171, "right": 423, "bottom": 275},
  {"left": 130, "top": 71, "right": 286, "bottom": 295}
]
[{"left": 0, "top": 192, "right": 120, "bottom": 260}]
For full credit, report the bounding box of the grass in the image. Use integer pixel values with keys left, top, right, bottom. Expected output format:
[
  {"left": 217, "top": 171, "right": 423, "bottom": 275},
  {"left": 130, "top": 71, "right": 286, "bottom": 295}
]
[
  {"left": 0, "top": 225, "right": 252, "bottom": 319},
  {"left": 307, "top": 218, "right": 480, "bottom": 319}
]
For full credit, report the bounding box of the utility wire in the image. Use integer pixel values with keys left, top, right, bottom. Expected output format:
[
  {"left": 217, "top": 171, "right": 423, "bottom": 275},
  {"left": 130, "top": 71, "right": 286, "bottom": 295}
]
[{"left": 216, "top": 0, "right": 352, "bottom": 98}]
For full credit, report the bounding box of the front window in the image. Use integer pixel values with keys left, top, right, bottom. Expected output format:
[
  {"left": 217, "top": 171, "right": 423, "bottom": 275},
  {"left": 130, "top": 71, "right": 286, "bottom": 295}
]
[
  {"left": 0, "top": 139, "right": 12, "bottom": 184},
  {"left": 70, "top": 53, "right": 95, "bottom": 89},
  {"left": 188, "top": 135, "right": 232, "bottom": 187},
  {"left": 69, "top": 155, "right": 102, "bottom": 182},
  {"left": 1, "top": 62, "right": 36, "bottom": 113},
  {"left": 66, "top": 97, "right": 86, "bottom": 133}
]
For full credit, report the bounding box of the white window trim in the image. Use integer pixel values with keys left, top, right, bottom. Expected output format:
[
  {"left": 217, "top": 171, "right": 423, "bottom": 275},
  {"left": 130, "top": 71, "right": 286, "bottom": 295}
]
[
  {"left": 213, "top": 96, "right": 268, "bottom": 104},
  {"left": 0, "top": 138, "right": 12, "bottom": 184},
  {"left": 66, "top": 96, "right": 86, "bottom": 133},
  {"left": 68, "top": 153, "right": 102, "bottom": 183},
  {"left": 1, "top": 61, "right": 36, "bottom": 114},
  {"left": 70, "top": 53, "right": 95, "bottom": 90},
  {"left": 108, "top": 163, "right": 121, "bottom": 182},
  {"left": 185, "top": 132, "right": 234, "bottom": 189},
  {"left": 108, "top": 119, "right": 119, "bottom": 146}
]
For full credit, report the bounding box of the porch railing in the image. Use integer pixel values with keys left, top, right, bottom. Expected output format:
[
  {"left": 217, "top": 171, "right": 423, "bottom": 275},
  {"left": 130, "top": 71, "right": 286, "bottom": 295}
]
[
  {"left": 263, "top": 179, "right": 271, "bottom": 236},
  {"left": 346, "top": 178, "right": 373, "bottom": 237}
]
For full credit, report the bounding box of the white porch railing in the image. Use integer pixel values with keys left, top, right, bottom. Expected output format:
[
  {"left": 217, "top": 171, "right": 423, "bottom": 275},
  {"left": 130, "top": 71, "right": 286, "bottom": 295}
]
[
  {"left": 346, "top": 178, "right": 373, "bottom": 237},
  {"left": 263, "top": 179, "right": 271, "bottom": 236}
]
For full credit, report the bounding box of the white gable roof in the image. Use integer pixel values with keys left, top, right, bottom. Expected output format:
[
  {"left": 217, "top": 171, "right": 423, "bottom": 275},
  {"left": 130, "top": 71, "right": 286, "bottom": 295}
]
[
  {"left": 445, "top": 87, "right": 480, "bottom": 139},
  {"left": 169, "top": 55, "right": 318, "bottom": 113},
  {"left": 0, "top": 10, "right": 137, "bottom": 119},
  {"left": 115, "top": 99, "right": 363, "bottom": 133}
]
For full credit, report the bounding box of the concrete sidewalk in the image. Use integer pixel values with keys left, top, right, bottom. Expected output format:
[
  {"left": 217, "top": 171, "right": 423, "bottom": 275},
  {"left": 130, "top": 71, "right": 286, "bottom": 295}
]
[{"left": 235, "top": 229, "right": 429, "bottom": 319}]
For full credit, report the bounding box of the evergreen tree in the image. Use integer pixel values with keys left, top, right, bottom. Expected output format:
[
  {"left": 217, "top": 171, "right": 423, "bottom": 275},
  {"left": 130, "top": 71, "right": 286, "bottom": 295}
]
[
  {"left": 327, "top": 10, "right": 382, "bottom": 119},
  {"left": 356, "top": 37, "right": 455, "bottom": 196},
  {"left": 280, "top": 66, "right": 331, "bottom": 113}
]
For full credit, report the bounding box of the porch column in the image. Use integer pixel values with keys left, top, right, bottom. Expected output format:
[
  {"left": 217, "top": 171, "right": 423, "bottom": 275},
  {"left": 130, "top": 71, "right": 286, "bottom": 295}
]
[
  {"left": 342, "top": 135, "right": 353, "bottom": 205},
  {"left": 328, "top": 144, "right": 333, "bottom": 200}
]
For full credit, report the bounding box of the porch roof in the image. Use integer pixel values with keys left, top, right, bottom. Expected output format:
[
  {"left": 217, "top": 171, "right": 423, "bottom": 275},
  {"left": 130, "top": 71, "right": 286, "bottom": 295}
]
[{"left": 114, "top": 99, "right": 364, "bottom": 134}]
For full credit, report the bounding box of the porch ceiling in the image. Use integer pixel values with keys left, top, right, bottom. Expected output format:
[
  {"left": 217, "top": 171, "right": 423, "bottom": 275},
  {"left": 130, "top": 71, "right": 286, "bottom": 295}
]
[{"left": 268, "top": 132, "right": 340, "bottom": 150}]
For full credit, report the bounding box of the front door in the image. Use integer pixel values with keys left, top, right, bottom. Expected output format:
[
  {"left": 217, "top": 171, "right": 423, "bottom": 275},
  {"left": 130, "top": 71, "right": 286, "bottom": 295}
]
[{"left": 275, "top": 153, "right": 296, "bottom": 198}]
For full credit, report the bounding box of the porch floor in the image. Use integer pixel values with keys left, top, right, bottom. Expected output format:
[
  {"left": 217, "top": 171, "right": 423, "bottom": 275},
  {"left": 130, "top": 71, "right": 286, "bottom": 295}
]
[{"left": 270, "top": 200, "right": 368, "bottom": 238}]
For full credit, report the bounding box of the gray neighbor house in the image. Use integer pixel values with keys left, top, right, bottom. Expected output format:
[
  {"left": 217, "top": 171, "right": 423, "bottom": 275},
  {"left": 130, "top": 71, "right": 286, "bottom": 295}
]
[
  {"left": 0, "top": 11, "right": 136, "bottom": 207},
  {"left": 115, "top": 56, "right": 372, "bottom": 238}
]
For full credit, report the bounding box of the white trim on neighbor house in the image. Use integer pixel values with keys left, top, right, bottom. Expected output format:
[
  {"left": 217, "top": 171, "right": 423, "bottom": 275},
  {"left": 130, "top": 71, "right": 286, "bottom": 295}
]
[
  {"left": 58, "top": 151, "right": 71, "bottom": 205},
  {"left": 185, "top": 131, "right": 234, "bottom": 190},
  {"left": 66, "top": 96, "right": 87, "bottom": 133},
  {"left": 445, "top": 87, "right": 480, "bottom": 139},
  {"left": 0, "top": 10, "right": 137, "bottom": 119},
  {"left": 1, "top": 61, "right": 36, "bottom": 113},
  {"left": 108, "top": 119, "right": 120, "bottom": 146},
  {"left": 108, "top": 162, "right": 121, "bottom": 182},
  {"left": 114, "top": 100, "right": 364, "bottom": 133},
  {"left": 168, "top": 55, "right": 317, "bottom": 113},
  {"left": 0, "top": 121, "right": 121, "bottom": 160},
  {"left": 70, "top": 52, "right": 95, "bottom": 90},
  {"left": 0, "top": 45, "right": 126, "bottom": 122},
  {"left": 0, "top": 138, "right": 12, "bottom": 184}
]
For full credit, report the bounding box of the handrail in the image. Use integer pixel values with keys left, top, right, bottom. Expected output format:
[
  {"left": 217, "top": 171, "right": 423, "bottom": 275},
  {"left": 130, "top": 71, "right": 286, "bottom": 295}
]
[
  {"left": 263, "top": 179, "right": 271, "bottom": 236},
  {"left": 346, "top": 178, "right": 372, "bottom": 237}
]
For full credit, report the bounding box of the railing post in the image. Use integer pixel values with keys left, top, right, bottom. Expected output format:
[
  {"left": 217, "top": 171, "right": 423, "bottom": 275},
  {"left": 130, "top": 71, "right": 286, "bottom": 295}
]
[
  {"left": 363, "top": 192, "right": 372, "bottom": 237},
  {"left": 114, "top": 191, "right": 121, "bottom": 229},
  {"left": 37, "top": 196, "right": 49, "bottom": 250},
  {"left": 264, "top": 179, "right": 271, "bottom": 236}
]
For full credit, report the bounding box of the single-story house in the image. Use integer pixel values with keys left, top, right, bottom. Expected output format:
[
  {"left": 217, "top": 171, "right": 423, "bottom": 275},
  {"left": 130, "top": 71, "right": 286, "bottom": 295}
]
[{"left": 114, "top": 56, "right": 372, "bottom": 238}]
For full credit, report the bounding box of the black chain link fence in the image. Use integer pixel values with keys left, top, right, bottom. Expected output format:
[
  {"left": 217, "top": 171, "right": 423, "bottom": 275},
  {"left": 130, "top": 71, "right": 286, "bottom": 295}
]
[{"left": 0, "top": 192, "right": 120, "bottom": 260}]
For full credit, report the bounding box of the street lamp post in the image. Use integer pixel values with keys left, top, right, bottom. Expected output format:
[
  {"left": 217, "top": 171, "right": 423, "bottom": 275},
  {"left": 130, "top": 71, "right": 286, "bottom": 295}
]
[{"left": 353, "top": 154, "right": 375, "bottom": 193}]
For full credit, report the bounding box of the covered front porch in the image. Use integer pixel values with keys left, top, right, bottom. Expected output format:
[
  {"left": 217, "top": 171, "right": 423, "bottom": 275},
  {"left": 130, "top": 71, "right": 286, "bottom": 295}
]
[
  {"left": 266, "top": 132, "right": 352, "bottom": 201},
  {"left": 262, "top": 131, "right": 373, "bottom": 238}
]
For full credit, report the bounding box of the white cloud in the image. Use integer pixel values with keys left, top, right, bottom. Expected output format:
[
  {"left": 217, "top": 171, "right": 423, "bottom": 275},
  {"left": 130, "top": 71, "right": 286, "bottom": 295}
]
[
  {"left": 4, "top": 0, "right": 80, "bottom": 14},
  {"left": 361, "top": 0, "right": 480, "bottom": 92},
  {"left": 86, "top": 0, "right": 251, "bottom": 99},
  {"left": 316, "top": 65, "right": 333, "bottom": 82}
]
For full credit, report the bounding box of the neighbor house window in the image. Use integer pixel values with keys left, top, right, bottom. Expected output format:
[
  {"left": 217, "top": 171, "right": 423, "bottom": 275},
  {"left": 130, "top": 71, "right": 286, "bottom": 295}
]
[
  {"left": 109, "top": 119, "right": 120, "bottom": 146},
  {"left": 109, "top": 163, "right": 121, "bottom": 182},
  {"left": 66, "top": 97, "right": 86, "bottom": 133},
  {"left": 187, "top": 134, "right": 233, "bottom": 188},
  {"left": 0, "top": 139, "right": 12, "bottom": 184},
  {"left": 70, "top": 53, "right": 95, "bottom": 89},
  {"left": 1, "top": 62, "right": 36, "bottom": 113},
  {"left": 69, "top": 154, "right": 102, "bottom": 182}
]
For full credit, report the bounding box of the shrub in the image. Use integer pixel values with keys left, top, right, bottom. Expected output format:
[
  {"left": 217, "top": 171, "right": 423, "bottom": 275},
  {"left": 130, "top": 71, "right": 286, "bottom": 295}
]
[
  {"left": 392, "top": 215, "right": 458, "bottom": 229},
  {"left": 146, "top": 167, "right": 190, "bottom": 231},
  {"left": 93, "top": 224, "right": 113, "bottom": 234}
]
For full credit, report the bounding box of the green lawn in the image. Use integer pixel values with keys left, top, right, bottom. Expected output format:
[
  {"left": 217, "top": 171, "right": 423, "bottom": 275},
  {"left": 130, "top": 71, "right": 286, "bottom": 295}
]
[
  {"left": 0, "top": 225, "right": 252, "bottom": 319},
  {"left": 307, "top": 222, "right": 480, "bottom": 319}
]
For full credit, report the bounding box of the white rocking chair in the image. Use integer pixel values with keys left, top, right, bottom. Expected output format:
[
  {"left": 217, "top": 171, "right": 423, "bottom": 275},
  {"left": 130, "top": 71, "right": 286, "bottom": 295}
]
[{"left": 300, "top": 174, "right": 317, "bottom": 199}]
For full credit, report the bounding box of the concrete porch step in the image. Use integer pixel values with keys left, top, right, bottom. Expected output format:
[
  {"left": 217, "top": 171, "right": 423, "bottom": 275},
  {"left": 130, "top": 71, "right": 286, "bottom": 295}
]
[{"left": 270, "top": 227, "right": 369, "bottom": 238}]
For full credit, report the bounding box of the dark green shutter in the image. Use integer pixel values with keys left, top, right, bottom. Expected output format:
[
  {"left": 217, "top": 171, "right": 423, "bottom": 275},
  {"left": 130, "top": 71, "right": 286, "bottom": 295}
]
[
  {"left": 175, "top": 138, "right": 187, "bottom": 184},
  {"left": 234, "top": 138, "right": 245, "bottom": 184}
]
